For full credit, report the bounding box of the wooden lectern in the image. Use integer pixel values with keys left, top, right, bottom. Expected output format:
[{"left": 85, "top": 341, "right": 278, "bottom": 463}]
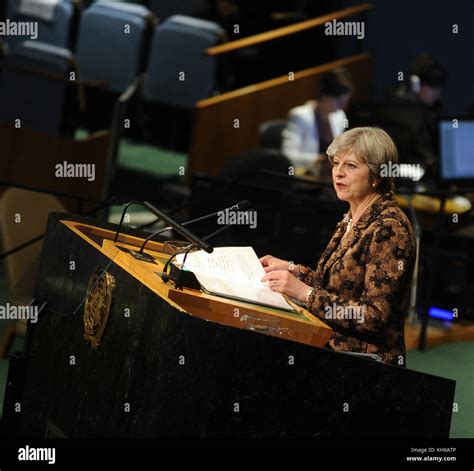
[{"left": 5, "top": 213, "right": 455, "bottom": 438}]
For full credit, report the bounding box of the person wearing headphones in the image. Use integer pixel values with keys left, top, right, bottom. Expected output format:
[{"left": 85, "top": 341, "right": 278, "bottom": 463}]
[{"left": 386, "top": 53, "right": 449, "bottom": 178}]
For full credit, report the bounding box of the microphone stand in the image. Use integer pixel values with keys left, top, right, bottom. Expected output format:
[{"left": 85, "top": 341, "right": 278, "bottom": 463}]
[
  {"left": 113, "top": 201, "right": 143, "bottom": 243},
  {"left": 112, "top": 200, "right": 214, "bottom": 263},
  {"left": 137, "top": 201, "right": 249, "bottom": 263}
]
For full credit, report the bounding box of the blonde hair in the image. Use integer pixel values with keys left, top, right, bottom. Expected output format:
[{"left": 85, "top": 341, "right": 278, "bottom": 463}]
[{"left": 326, "top": 127, "right": 398, "bottom": 193}]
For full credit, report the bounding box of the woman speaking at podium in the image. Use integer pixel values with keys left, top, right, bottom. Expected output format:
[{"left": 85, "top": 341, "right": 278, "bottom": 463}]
[{"left": 261, "top": 127, "right": 416, "bottom": 366}]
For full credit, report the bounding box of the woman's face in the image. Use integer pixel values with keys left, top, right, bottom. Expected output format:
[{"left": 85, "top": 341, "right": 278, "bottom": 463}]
[{"left": 332, "top": 151, "right": 374, "bottom": 204}]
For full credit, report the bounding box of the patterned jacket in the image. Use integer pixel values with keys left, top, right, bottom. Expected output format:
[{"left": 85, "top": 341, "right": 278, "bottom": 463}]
[{"left": 298, "top": 192, "right": 416, "bottom": 366}]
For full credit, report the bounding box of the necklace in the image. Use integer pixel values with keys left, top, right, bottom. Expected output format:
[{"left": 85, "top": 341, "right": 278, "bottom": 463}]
[
  {"left": 345, "top": 193, "right": 380, "bottom": 234},
  {"left": 346, "top": 218, "right": 353, "bottom": 233}
]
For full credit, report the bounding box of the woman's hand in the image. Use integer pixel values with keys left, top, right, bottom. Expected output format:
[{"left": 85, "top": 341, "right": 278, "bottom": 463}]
[
  {"left": 261, "top": 270, "right": 309, "bottom": 302},
  {"left": 259, "top": 255, "right": 291, "bottom": 273}
]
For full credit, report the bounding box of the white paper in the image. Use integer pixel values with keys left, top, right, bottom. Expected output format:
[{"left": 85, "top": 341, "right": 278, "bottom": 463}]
[
  {"left": 19, "top": 0, "right": 59, "bottom": 22},
  {"left": 176, "top": 247, "right": 293, "bottom": 311}
]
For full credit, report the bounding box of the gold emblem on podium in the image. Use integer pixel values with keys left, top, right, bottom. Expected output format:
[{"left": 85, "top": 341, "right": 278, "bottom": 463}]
[{"left": 84, "top": 267, "right": 116, "bottom": 349}]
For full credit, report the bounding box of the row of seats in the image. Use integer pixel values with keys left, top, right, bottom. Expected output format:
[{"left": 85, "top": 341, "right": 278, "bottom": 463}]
[
  {"left": 87, "top": 0, "right": 210, "bottom": 21},
  {"left": 0, "top": 1, "right": 227, "bottom": 140},
  {"left": 5, "top": 0, "right": 78, "bottom": 51},
  {"left": 4, "top": 0, "right": 210, "bottom": 51}
]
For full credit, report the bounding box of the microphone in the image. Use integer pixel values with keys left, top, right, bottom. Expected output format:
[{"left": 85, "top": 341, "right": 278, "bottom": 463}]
[
  {"left": 196, "top": 200, "right": 253, "bottom": 245},
  {"left": 162, "top": 224, "right": 232, "bottom": 275},
  {"left": 143, "top": 201, "right": 213, "bottom": 253},
  {"left": 112, "top": 200, "right": 214, "bottom": 264},
  {"left": 160, "top": 242, "right": 197, "bottom": 286},
  {"left": 113, "top": 200, "right": 143, "bottom": 243},
  {"left": 160, "top": 203, "right": 253, "bottom": 289},
  {"left": 182, "top": 200, "right": 250, "bottom": 225},
  {"left": 138, "top": 200, "right": 250, "bottom": 259},
  {"left": 229, "top": 199, "right": 250, "bottom": 211}
]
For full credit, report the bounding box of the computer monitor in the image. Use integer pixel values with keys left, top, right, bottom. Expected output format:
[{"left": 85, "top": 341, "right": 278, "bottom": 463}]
[{"left": 439, "top": 119, "right": 474, "bottom": 185}]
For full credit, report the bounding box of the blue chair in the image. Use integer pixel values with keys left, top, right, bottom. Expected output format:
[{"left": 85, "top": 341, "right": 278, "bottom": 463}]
[
  {"left": 76, "top": 1, "right": 155, "bottom": 132},
  {"left": 0, "top": 40, "right": 77, "bottom": 135},
  {"left": 77, "top": 1, "right": 154, "bottom": 94},
  {"left": 143, "top": 15, "right": 225, "bottom": 109},
  {"left": 141, "top": 15, "right": 225, "bottom": 150},
  {"left": 5, "top": 0, "right": 77, "bottom": 52}
]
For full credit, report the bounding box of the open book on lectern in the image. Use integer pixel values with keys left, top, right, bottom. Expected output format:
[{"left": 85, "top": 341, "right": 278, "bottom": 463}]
[{"left": 175, "top": 247, "right": 294, "bottom": 312}]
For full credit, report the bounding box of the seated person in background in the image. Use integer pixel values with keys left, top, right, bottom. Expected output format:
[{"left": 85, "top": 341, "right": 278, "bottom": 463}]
[
  {"left": 262, "top": 127, "right": 416, "bottom": 366},
  {"left": 281, "top": 67, "right": 353, "bottom": 172},
  {"left": 386, "top": 53, "right": 449, "bottom": 176}
]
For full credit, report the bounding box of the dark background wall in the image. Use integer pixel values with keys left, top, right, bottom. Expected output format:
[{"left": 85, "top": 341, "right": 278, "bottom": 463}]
[{"left": 339, "top": 0, "right": 474, "bottom": 115}]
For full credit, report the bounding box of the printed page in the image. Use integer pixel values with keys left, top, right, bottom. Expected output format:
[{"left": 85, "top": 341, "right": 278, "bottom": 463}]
[
  {"left": 175, "top": 247, "right": 293, "bottom": 311},
  {"left": 176, "top": 247, "right": 266, "bottom": 287},
  {"left": 195, "top": 275, "right": 293, "bottom": 312}
]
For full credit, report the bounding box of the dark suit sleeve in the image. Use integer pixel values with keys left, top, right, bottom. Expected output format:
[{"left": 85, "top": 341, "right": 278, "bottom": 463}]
[{"left": 306, "top": 219, "right": 415, "bottom": 338}]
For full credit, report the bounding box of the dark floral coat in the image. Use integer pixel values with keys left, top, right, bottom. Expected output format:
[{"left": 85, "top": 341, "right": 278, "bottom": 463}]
[{"left": 298, "top": 192, "right": 416, "bottom": 366}]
